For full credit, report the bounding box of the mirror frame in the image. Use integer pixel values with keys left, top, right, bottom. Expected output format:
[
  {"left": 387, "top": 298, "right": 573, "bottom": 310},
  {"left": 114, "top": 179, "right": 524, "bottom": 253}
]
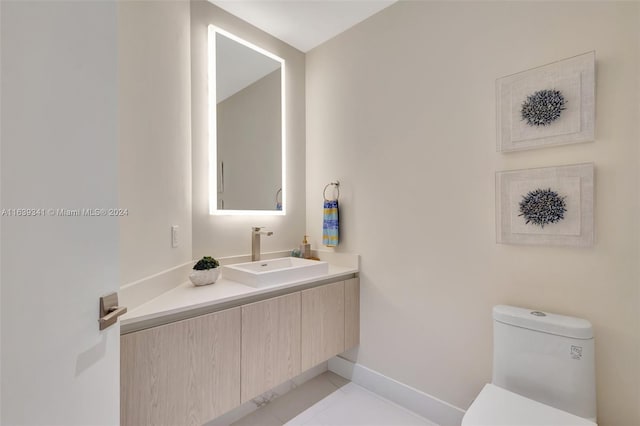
[{"left": 208, "top": 25, "right": 286, "bottom": 215}]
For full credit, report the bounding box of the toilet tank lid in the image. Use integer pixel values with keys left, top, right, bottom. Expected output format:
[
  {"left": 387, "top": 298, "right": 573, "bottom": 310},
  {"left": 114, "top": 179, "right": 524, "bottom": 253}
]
[{"left": 493, "top": 305, "right": 593, "bottom": 339}]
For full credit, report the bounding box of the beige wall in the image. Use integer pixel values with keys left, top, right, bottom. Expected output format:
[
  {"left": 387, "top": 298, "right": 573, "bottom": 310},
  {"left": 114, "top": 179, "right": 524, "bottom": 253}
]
[
  {"left": 119, "top": 0, "right": 193, "bottom": 285},
  {"left": 306, "top": 2, "right": 640, "bottom": 425},
  {"left": 191, "top": 0, "right": 306, "bottom": 259},
  {"left": 119, "top": 0, "right": 306, "bottom": 284}
]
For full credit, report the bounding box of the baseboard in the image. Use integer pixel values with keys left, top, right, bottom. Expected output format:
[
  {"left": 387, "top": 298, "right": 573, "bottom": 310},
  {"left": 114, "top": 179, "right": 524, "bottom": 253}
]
[
  {"left": 328, "top": 356, "right": 465, "bottom": 426},
  {"left": 120, "top": 261, "right": 194, "bottom": 310}
]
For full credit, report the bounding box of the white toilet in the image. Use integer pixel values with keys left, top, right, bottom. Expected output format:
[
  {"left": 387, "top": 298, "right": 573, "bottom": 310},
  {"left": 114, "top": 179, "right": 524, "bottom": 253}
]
[{"left": 462, "top": 305, "right": 597, "bottom": 426}]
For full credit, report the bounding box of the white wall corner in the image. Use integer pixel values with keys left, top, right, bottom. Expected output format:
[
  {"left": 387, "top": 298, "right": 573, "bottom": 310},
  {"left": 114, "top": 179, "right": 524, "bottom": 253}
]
[
  {"left": 328, "top": 356, "right": 466, "bottom": 426},
  {"left": 120, "top": 261, "right": 194, "bottom": 310}
]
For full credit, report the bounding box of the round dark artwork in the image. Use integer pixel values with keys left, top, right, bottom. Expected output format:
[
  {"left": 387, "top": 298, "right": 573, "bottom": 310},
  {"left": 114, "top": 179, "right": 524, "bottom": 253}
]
[
  {"left": 518, "top": 188, "right": 567, "bottom": 228},
  {"left": 521, "top": 89, "right": 567, "bottom": 127}
]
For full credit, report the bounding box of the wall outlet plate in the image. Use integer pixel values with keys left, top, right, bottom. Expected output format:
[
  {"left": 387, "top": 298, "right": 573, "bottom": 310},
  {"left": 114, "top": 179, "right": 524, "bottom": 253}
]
[{"left": 171, "top": 225, "right": 179, "bottom": 248}]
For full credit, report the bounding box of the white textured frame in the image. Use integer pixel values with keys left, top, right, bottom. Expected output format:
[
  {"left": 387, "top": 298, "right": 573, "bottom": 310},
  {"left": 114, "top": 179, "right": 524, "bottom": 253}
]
[
  {"left": 497, "top": 52, "right": 595, "bottom": 152},
  {"left": 496, "top": 163, "right": 594, "bottom": 247}
]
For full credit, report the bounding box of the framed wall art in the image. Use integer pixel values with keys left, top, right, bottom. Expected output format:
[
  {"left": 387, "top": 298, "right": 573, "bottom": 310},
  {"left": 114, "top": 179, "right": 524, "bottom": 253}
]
[
  {"left": 496, "top": 163, "right": 594, "bottom": 247},
  {"left": 497, "top": 51, "right": 595, "bottom": 152}
]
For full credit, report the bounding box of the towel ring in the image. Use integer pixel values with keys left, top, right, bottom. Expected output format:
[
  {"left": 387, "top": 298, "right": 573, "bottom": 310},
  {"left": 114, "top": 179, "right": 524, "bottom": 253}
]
[
  {"left": 323, "top": 181, "right": 340, "bottom": 201},
  {"left": 275, "top": 188, "right": 282, "bottom": 204}
]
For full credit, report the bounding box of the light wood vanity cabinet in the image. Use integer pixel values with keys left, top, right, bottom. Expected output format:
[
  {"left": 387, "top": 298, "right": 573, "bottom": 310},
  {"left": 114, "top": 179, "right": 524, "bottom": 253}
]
[
  {"left": 344, "top": 277, "right": 360, "bottom": 349},
  {"left": 301, "top": 281, "right": 345, "bottom": 371},
  {"left": 241, "top": 293, "right": 301, "bottom": 402},
  {"left": 121, "top": 277, "right": 359, "bottom": 425},
  {"left": 120, "top": 307, "right": 241, "bottom": 426}
]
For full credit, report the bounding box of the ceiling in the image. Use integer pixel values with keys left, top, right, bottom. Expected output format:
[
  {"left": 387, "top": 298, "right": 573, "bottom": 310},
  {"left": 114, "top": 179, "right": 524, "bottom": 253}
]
[{"left": 210, "top": 1, "right": 397, "bottom": 53}]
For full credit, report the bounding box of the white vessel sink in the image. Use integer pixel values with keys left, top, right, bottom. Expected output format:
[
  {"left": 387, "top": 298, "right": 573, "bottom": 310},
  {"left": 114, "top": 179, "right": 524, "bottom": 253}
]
[{"left": 222, "top": 257, "right": 329, "bottom": 288}]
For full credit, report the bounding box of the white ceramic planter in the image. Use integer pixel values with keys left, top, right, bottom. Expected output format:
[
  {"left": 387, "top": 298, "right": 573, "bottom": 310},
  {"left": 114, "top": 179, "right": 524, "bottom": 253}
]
[{"left": 189, "top": 268, "right": 220, "bottom": 286}]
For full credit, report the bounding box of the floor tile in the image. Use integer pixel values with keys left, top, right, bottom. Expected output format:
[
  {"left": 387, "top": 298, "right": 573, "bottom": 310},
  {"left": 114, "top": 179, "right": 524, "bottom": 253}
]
[
  {"left": 231, "top": 372, "right": 435, "bottom": 426},
  {"left": 283, "top": 389, "right": 346, "bottom": 426},
  {"left": 268, "top": 372, "right": 342, "bottom": 423},
  {"left": 324, "top": 371, "right": 350, "bottom": 389},
  {"left": 231, "top": 405, "right": 283, "bottom": 426},
  {"left": 286, "top": 383, "right": 434, "bottom": 426}
]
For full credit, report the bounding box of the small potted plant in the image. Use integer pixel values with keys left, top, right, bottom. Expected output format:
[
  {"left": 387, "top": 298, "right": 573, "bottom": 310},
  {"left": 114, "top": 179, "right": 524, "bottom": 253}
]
[{"left": 189, "top": 256, "right": 220, "bottom": 286}]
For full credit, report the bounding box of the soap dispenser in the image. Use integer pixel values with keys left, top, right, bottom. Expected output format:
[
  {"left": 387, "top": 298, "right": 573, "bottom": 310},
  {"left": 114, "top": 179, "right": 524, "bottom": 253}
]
[{"left": 300, "top": 235, "right": 311, "bottom": 259}]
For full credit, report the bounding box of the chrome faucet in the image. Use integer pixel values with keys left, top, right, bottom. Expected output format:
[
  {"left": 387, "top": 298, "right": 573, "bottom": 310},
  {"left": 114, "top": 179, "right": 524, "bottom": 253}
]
[{"left": 251, "top": 227, "right": 273, "bottom": 261}]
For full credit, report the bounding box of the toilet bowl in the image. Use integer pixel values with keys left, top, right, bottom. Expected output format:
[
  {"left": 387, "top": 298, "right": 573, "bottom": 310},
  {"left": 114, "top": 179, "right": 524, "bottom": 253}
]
[
  {"left": 462, "top": 305, "right": 597, "bottom": 426},
  {"left": 462, "top": 384, "right": 596, "bottom": 426}
]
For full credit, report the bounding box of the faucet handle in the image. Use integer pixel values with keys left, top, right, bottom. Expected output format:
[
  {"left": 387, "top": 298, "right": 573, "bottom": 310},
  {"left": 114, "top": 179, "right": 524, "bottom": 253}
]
[{"left": 252, "top": 226, "right": 273, "bottom": 236}]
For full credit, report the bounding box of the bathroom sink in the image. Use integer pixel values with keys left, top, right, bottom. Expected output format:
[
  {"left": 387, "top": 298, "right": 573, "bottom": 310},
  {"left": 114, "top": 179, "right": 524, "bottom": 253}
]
[{"left": 222, "top": 257, "right": 329, "bottom": 288}]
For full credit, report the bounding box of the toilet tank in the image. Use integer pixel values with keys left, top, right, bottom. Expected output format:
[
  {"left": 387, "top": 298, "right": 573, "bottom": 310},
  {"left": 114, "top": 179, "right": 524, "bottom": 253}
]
[{"left": 492, "top": 305, "right": 596, "bottom": 421}]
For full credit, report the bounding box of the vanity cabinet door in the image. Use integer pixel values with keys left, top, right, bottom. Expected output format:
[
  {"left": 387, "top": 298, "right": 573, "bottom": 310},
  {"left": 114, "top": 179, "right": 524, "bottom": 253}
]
[
  {"left": 241, "top": 292, "right": 301, "bottom": 402},
  {"left": 120, "top": 307, "right": 241, "bottom": 426},
  {"left": 344, "top": 277, "right": 360, "bottom": 350},
  {"left": 301, "top": 281, "right": 345, "bottom": 371}
]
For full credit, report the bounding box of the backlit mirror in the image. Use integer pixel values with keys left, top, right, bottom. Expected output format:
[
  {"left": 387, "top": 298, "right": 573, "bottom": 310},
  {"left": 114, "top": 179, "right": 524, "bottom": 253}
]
[{"left": 208, "top": 26, "right": 285, "bottom": 215}]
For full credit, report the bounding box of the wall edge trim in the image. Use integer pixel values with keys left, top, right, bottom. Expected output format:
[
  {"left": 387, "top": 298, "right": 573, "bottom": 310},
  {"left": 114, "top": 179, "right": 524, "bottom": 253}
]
[{"left": 328, "top": 356, "right": 466, "bottom": 426}]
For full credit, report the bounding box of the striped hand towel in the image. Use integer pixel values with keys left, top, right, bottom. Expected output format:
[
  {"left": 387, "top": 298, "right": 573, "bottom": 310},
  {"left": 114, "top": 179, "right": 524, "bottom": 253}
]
[{"left": 322, "top": 199, "right": 339, "bottom": 247}]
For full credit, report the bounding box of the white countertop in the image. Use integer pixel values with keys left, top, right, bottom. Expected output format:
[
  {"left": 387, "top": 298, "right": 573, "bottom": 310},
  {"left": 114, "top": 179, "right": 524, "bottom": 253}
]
[{"left": 121, "top": 262, "right": 358, "bottom": 334}]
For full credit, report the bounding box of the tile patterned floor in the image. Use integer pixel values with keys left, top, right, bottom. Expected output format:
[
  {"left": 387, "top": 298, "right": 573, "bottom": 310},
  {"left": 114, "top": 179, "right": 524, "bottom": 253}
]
[{"left": 231, "top": 372, "right": 436, "bottom": 426}]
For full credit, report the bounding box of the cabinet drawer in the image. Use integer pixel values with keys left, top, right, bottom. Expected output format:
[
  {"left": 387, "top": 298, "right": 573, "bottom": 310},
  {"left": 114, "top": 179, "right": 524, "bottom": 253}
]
[
  {"left": 301, "top": 281, "right": 345, "bottom": 371},
  {"left": 241, "top": 292, "right": 301, "bottom": 402},
  {"left": 345, "top": 277, "right": 360, "bottom": 349},
  {"left": 121, "top": 307, "right": 241, "bottom": 426}
]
